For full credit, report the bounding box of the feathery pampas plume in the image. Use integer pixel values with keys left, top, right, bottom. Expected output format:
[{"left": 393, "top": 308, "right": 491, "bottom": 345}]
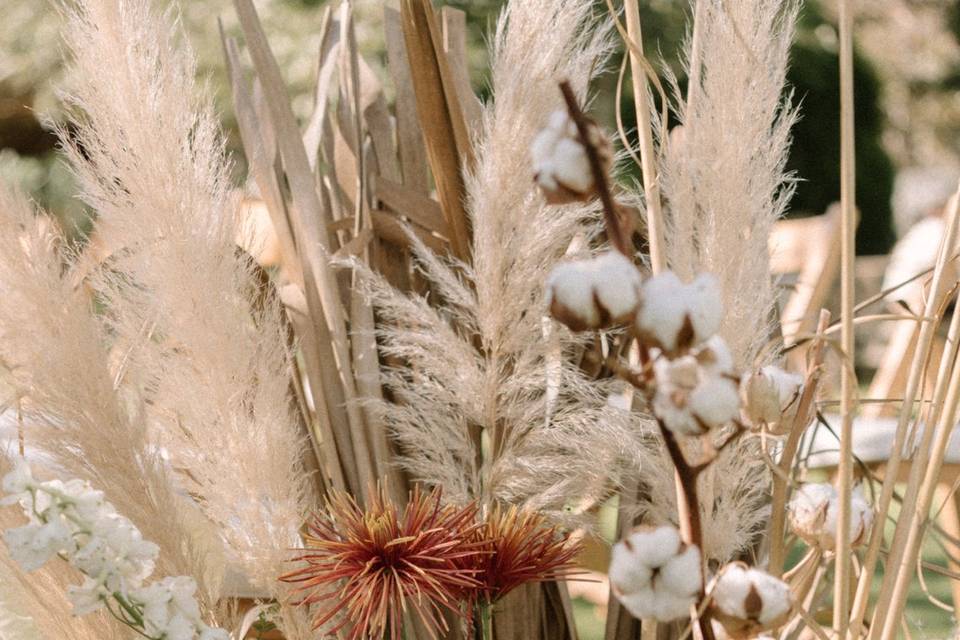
[
  {"left": 661, "top": 0, "right": 799, "bottom": 367},
  {"left": 54, "top": 0, "right": 314, "bottom": 602},
  {"left": 0, "top": 186, "right": 218, "bottom": 600},
  {"left": 639, "top": 0, "right": 800, "bottom": 563},
  {"left": 357, "top": 0, "right": 651, "bottom": 524}
]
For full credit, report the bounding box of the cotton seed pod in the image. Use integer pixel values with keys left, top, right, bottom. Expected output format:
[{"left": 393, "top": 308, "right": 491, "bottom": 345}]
[
  {"left": 531, "top": 110, "right": 612, "bottom": 204},
  {"left": 546, "top": 251, "right": 642, "bottom": 331},
  {"left": 709, "top": 562, "right": 793, "bottom": 639},
  {"left": 609, "top": 525, "right": 702, "bottom": 623},
  {"left": 788, "top": 483, "right": 874, "bottom": 550},
  {"left": 651, "top": 337, "right": 741, "bottom": 436},
  {"left": 741, "top": 366, "right": 805, "bottom": 434},
  {"left": 636, "top": 271, "right": 723, "bottom": 354}
]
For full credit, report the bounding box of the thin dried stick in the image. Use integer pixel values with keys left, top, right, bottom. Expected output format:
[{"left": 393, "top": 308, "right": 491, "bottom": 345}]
[
  {"left": 849, "top": 187, "right": 960, "bottom": 633},
  {"left": 623, "top": 0, "right": 665, "bottom": 272},
  {"left": 768, "top": 309, "right": 831, "bottom": 577},
  {"left": 559, "top": 81, "right": 629, "bottom": 256},
  {"left": 833, "top": 0, "right": 857, "bottom": 632}
]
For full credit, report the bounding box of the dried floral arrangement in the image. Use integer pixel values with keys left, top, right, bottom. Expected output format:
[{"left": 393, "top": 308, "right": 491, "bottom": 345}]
[{"left": 1, "top": 0, "right": 960, "bottom": 639}]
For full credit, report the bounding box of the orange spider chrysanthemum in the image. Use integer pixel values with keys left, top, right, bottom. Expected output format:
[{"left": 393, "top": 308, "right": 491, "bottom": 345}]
[
  {"left": 282, "top": 486, "right": 485, "bottom": 640},
  {"left": 470, "top": 504, "right": 583, "bottom": 602}
]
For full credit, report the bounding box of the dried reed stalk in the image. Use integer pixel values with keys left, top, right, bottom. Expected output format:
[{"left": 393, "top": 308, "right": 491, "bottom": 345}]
[
  {"left": 767, "top": 309, "right": 831, "bottom": 577},
  {"left": 871, "top": 187, "right": 960, "bottom": 639},
  {"left": 848, "top": 188, "right": 960, "bottom": 632},
  {"left": 833, "top": 0, "right": 858, "bottom": 633}
]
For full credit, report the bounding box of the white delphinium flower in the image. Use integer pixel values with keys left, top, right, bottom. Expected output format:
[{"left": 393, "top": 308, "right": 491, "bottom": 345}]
[
  {"left": 651, "top": 337, "right": 741, "bottom": 436},
  {"left": 741, "top": 366, "right": 805, "bottom": 433},
  {"left": 709, "top": 562, "right": 793, "bottom": 638},
  {"left": 788, "top": 483, "right": 873, "bottom": 550},
  {"left": 531, "top": 109, "right": 612, "bottom": 203},
  {"left": 546, "top": 250, "right": 642, "bottom": 331},
  {"left": 609, "top": 525, "right": 702, "bottom": 622},
  {"left": 1, "top": 461, "right": 228, "bottom": 640},
  {"left": 636, "top": 271, "right": 723, "bottom": 354}
]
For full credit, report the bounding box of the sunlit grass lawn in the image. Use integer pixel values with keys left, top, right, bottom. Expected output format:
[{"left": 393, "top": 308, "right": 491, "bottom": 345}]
[{"left": 572, "top": 488, "right": 959, "bottom": 639}]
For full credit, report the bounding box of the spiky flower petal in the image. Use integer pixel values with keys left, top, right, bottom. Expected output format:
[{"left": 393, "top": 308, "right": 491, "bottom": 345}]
[{"left": 282, "top": 486, "right": 484, "bottom": 640}]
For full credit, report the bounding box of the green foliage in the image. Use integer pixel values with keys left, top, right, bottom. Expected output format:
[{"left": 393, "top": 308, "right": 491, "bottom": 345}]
[{"left": 787, "top": 3, "right": 895, "bottom": 254}]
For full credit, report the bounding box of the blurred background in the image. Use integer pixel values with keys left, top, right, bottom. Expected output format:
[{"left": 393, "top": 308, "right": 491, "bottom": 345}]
[{"left": 3, "top": 0, "right": 960, "bottom": 636}]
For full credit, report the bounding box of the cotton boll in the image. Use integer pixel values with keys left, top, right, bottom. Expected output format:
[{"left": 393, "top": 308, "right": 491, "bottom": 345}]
[
  {"left": 710, "top": 563, "right": 793, "bottom": 638},
  {"left": 652, "top": 340, "right": 741, "bottom": 436},
  {"left": 823, "top": 485, "right": 874, "bottom": 549},
  {"left": 688, "top": 376, "right": 741, "bottom": 430},
  {"left": 610, "top": 526, "right": 702, "bottom": 623},
  {"left": 788, "top": 483, "right": 833, "bottom": 547},
  {"left": 789, "top": 483, "right": 873, "bottom": 550},
  {"left": 637, "top": 271, "right": 724, "bottom": 353},
  {"left": 531, "top": 110, "right": 611, "bottom": 204},
  {"left": 659, "top": 545, "right": 703, "bottom": 597},
  {"left": 546, "top": 251, "right": 641, "bottom": 331},
  {"left": 609, "top": 541, "right": 654, "bottom": 595},
  {"left": 637, "top": 272, "right": 690, "bottom": 352},
  {"left": 742, "top": 366, "right": 805, "bottom": 433}
]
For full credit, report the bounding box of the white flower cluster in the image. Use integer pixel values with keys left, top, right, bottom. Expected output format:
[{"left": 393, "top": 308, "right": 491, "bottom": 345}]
[
  {"left": 788, "top": 483, "right": 873, "bottom": 550},
  {"left": 1, "top": 461, "right": 228, "bottom": 640},
  {"left": 531, "top": 109, "right": 612, "bottom": 204},
  {"left": 651, "top": 337, "right": 741, "bottom": 436},
  {"left": 741, "top": 366, "right": 805, "bottom": 434},
  {"left": 608, "top": 525, "right": 702, "bottom": 622},
  {"left": 709, "top": 562, "right": 793, "bottom": 638}
]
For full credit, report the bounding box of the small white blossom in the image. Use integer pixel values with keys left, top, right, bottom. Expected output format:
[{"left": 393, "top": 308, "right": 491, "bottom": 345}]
[
  {"left": 609, "top": 525, "right": 702, "bottom": 622},
  {"left": 0, "top": 459, "right": 32, "bottom": 503},
  {"left": 741, "top": 366, "right": 805, "bottom": 433},
  {"left": 788, "top": 483, "right": 873, "bottom": 550},
  {"left": 651, "top": 337, "right": 741, "bottom": 436},
  {"left": 709, "top": 562, "right": 793, "bottom": 638},
  {"left": 1, "top": 463, "right": 227, "bottom": 640},
  {"left": 531, "top": 110, "right": 612, "bottom": 204},
  {"left": 637, "top": 271, "right": 723, "bottom": 353},
  {"left": 546, "top": 251, "right": 642, "bottom": 331}
]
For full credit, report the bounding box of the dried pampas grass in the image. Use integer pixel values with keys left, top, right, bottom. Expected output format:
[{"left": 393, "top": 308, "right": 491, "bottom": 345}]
[
  {"left": 662, "top": 0, "right": 799, "bottom": 367},
  {"left": 0, "top": 185, "right": 216, "bottom": 599},
  {"left": 358, "top": 0, "right": 649, "bottom": 524},
  {"left": 56, "top": 0, "right": 315, "bottom": 594}
]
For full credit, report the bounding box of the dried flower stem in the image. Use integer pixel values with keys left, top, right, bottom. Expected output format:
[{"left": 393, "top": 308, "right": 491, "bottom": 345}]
[
  {"left": 768, "top": 309, "right": 831, "bottom": 577},
  {"left": 833, "top": 0, "right": 858, "bottom": 633},
  {"left": 558, "top": 81, "right": 629, "bottom": 256},
  {"left": 849, "top": 187, "right": 960, "bottom": 633},
  {"left": 622, "top": 0, "right": 665, "bottom": 273}
]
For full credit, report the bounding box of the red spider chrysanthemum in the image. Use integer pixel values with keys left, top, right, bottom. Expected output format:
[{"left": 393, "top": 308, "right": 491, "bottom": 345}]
[
  {"left": 469, "top": 504, "right": 583, "bottom": 602},
  {"left": 281, "top": 486, "right": 485, "bottom": 640}
]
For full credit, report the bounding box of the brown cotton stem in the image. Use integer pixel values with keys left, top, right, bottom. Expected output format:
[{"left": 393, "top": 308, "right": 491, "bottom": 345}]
[{"left": 558, "top": 81, "right": 629, "bottom": 256}]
